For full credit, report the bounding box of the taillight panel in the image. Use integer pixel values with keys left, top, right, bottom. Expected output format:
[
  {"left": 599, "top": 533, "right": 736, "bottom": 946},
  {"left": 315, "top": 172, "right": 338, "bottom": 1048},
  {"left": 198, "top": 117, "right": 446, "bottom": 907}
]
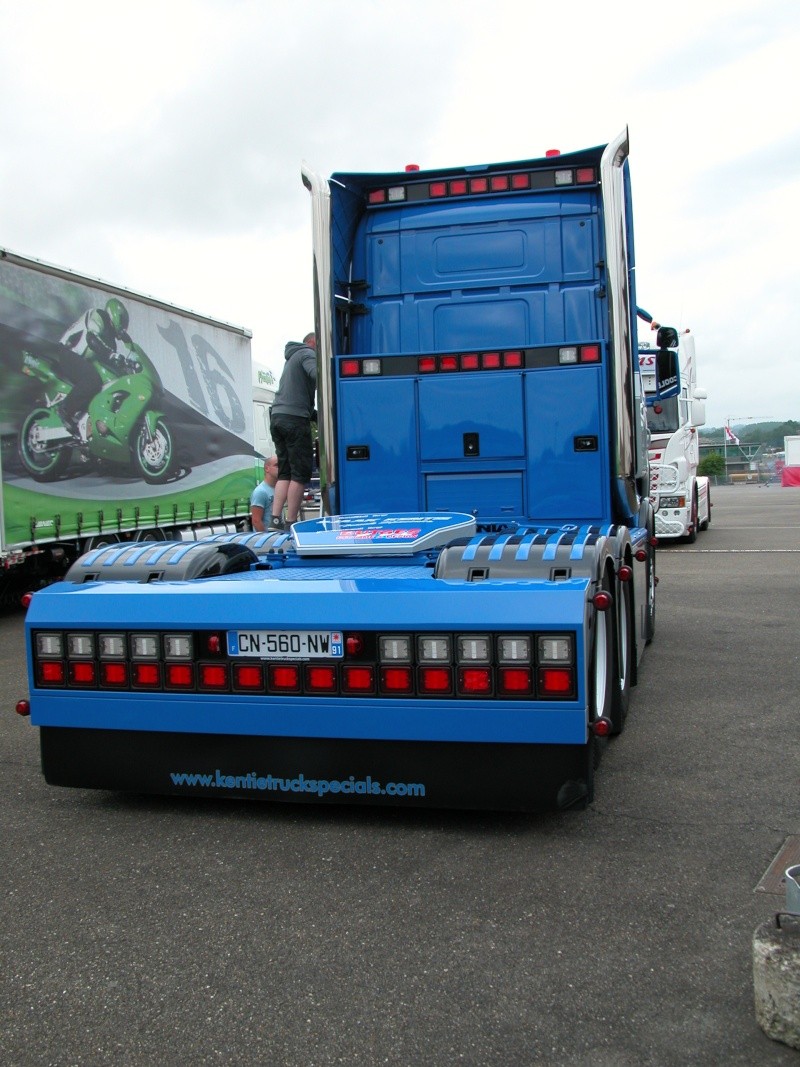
[{"left": 31, "top": 629, "right": 576, "bottom": 701}]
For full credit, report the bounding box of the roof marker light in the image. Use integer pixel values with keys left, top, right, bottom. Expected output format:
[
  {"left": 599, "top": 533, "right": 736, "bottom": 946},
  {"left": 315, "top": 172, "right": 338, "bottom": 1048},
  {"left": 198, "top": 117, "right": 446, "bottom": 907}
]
[{"left": 546, "top": 149, "right": 561, "bottom": 158}]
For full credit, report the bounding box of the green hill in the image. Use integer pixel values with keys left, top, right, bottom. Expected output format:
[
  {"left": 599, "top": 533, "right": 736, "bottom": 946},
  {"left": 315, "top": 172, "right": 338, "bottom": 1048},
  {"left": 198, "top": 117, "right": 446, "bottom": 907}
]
[{"left": 700, "top": 421, "right": 799, "bottom": 448}]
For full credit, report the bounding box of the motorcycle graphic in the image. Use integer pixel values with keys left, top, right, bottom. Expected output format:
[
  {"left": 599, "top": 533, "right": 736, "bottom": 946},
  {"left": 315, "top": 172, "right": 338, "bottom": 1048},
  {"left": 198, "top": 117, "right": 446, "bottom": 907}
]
[{"left": 17, "top": 339, "right": 175, "bottom": 484}]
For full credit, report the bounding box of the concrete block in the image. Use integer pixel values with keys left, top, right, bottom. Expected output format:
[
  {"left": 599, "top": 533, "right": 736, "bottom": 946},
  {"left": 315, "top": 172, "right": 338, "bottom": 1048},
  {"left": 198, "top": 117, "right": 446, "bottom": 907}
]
[{"left": 753, "top": 916, "right": 800, "bottom": 1050}]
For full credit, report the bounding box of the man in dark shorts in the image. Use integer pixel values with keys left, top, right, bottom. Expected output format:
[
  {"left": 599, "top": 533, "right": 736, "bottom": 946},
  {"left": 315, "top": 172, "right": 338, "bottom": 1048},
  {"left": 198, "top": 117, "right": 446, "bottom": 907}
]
[{"left": 269, "top": 332, "right": 317, "bottom": 529}]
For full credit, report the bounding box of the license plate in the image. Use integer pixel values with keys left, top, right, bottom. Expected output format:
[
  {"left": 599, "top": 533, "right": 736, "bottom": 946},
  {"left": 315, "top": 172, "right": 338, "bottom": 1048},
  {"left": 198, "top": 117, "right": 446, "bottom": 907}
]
[{"left": 227, "top": 630, "right": 344, "bottom": 660}]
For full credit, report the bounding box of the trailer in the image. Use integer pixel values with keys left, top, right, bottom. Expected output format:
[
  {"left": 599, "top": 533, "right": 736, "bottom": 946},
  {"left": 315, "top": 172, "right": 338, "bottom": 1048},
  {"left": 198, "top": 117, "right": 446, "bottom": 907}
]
[
  {"left": 0, "top": 248, "right": 260, "bottom": 602},
  {"left": 18, "top": 129, "right": 672, "bottom": 812},
  {"left": 639, "top": 330, "right": 710, "bottom": 541}
]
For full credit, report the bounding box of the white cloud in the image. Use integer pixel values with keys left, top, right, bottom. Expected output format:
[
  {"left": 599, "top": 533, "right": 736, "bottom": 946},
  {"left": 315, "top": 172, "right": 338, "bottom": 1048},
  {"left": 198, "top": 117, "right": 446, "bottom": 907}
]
[{"left": 0, "top": 0, "right": 798, "bottom": 426}]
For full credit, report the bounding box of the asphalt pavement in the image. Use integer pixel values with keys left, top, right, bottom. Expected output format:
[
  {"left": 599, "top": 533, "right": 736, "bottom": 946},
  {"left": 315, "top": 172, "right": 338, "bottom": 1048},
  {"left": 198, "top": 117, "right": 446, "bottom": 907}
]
[{"left": 1, "top": 484, "right": 798, "bottom": 1066}]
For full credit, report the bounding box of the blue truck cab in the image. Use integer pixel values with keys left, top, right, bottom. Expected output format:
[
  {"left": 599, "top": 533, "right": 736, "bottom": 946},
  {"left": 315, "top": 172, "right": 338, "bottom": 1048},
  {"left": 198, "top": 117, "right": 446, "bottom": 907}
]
[{"left": 21, "top": 129, "right": 668, "bottom": 811}]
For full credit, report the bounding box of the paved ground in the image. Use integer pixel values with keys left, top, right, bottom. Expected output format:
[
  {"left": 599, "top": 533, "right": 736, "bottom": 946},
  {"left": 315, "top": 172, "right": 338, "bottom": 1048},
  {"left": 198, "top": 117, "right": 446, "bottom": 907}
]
[{"left": 1, "top": 484, "right": 798, "bottom": 1065}]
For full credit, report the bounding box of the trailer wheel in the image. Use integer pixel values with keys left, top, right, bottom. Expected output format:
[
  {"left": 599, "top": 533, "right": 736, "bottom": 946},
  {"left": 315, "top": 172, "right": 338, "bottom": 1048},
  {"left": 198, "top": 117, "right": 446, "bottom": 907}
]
[
  {"left": 610, "top": 575, "right": 632, "bottom": 735},
  {"left": 18, "top": 409, "right": 72, "bottom": 481}
]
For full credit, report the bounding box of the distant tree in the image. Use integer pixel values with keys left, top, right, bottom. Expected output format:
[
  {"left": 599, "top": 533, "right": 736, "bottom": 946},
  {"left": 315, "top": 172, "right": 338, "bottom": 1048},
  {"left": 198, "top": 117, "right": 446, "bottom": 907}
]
[{"left": 698, "top": 452, "right": 726, "bottom": 477}]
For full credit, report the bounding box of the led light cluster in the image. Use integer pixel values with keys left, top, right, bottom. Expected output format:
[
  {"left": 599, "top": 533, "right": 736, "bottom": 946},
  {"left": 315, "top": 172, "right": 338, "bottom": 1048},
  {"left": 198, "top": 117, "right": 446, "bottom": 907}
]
[
  {"left": 366, "top": 166, "right": 596, "bottom": 206},
  {"left": 32, "top": 629, "right": 576, "bottom": 701}
]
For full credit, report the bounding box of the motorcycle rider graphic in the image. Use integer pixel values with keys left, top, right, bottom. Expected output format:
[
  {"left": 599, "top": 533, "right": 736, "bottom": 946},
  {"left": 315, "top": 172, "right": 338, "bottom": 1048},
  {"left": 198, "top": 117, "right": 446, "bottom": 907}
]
[{"left": 59, "top": 298, "right": 131, "bottom": 442}]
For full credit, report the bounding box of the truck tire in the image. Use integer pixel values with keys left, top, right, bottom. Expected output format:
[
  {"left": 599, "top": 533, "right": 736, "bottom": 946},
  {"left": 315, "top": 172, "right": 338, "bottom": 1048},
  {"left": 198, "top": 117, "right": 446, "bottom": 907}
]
[
  {"left": 590, "top": 571, "right": 615, "bottom": 765},
  {"left": 610, "top": 574, "right": 633, "bottom": 735},
  {"left": 685, "top": 490, "right": 698, "bottom": 544},
  {"left": 134, "top": 416, "right": 174, "bottom": 484},
  {"left": 699, "top": 487, "right": 711, "bottom": 531},
  {"left": 19, "top": 409, "right": 72, "bottom": 481}
]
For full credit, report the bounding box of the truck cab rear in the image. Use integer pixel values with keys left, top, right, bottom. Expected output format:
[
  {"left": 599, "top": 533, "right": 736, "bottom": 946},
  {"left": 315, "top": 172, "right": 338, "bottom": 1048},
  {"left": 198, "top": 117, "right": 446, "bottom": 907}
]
[{"left": 20, "top": 130, "right": 665, "bottom": 811}]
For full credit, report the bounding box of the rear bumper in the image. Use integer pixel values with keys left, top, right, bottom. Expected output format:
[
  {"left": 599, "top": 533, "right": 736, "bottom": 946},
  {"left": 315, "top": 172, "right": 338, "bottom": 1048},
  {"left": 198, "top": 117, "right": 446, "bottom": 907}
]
[{"left": 40, "top": 726, "right": 593, "bottom": 813}]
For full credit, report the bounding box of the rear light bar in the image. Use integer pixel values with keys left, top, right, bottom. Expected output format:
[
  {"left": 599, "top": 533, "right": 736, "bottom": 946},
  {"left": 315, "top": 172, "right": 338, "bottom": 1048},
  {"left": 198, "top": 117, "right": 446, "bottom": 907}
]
[
  {"left": 366, "top": 165, "right": 596, "bottom": 206},
  {"left": 31, "top": 629, "right": 576, "bottom": 701},
  {"left": 339, "top": 345, "right": 601, "bottom": 379}
]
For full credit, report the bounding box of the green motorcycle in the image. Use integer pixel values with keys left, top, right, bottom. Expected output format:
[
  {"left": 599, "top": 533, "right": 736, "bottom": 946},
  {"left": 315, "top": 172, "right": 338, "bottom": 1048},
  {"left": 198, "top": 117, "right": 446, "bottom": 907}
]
[{"left": 18, "top": 338, "right": 175, "bottom": 484}]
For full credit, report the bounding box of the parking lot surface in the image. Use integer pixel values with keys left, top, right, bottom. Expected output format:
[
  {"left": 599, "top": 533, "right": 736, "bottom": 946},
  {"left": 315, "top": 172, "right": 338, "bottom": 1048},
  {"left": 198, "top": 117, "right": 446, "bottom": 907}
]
[{"left": 1, "top": 484, "right": 799, "bottom": 1065}]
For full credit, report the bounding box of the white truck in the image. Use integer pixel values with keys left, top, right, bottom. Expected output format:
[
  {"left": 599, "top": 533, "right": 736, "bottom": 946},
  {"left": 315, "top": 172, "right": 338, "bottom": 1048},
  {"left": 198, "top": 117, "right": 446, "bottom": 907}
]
[
  {"left": 639, "top": 331, "right": 710, "bottom": 542},
  {"left": 0, "top": 247, "right": 263, "bottom": 603}
]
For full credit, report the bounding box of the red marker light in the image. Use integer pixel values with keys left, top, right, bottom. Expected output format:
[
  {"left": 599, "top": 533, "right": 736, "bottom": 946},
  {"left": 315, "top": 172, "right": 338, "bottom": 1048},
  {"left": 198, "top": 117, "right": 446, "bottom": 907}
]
[
  {"left": 15, "top": 699, "right": 30, "bottom": 717},
  {"left": 546, "top": 149, "right": 561, "bottom": 158},
  {"left": 593, "top": 591, "right": 613, "bottom": 611},
  {"left": 592, "top": 717, "right": 612, "bottom": 737},
  {"left": 21, "top": 593, "right": 33, "bottom": 609},
  {"left": 618, "top": 565, "right": 633, "bottom": 583},
  {"left": 405, "top": 164, "right": 420, "bottom": 172}
]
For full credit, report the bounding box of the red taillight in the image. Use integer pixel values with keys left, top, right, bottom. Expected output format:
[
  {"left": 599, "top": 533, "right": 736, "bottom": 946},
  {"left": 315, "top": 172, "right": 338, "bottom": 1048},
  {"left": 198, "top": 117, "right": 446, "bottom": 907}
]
[
  {"left": 69, "top": 661, "right": 96, "bottom": 686},
  {"left": 133, "top": 662, "right": 160, "bottom": 688},
  {"left": 498, "top": 666, "right": 532, "bottom": 695},
  {"left": 461, "top": 353, "right": 479, "bottom": 370},
  {"left": 490, "top": 175, "right": 509, "bottom": 192},
  {"left": 576, "top": 167, "right": 595, "bottom": 184},
  {"left": 418, "top": 355, "right": 437, "bottom": 373},
  {"left": 439, "top": 354, "right": 458, "bottom": 372},
  {"left": 199, "top": 663, "right": 228, "bottom": 690},
  {"left": 233, "top": 663, "right": 263, "bottom": 690},
  {"left": 166, "top": 663, "right": 194, "bottom": 689},
  {"left": 418, "top": 666, "right": 452, "bottom": 694},
  {"left": 38, "top": 661, "right": 65, "bottom": 685},
  {"left": 482, "top": 352, "right": 501, "bottom": 369},
  {"left": 269, "top": 664, "right": 301, "bottom": 692},
  {"left": 458, "top": 667, "right": 492, "bottom": 695},
  {"left": 429, "top": 181, "right": 447, "bottom": 198},
  {"left": 538, "top": 667, "right": 574, "bottom": 696},
  {"left": 342, "top": 665, "right": 375, "bottom": 694},
  {"left": 306, "top": 665, "right": 337, "bottom": 692},
  {"left": 381, "top": 666, "right": 413, "bottom": 694},
  {"left": 450, "top": 179, "right": 467, "bottom": 196},
  {"left": 511, "top": 173, "right": 530, "bottom": 189},
  {"left": 470, "top": 177, "right": 488, "bottom": 193},
  {"left": 503, "top": 350, "right": 523, "bottom": 368},
  {"left": 341, "top": 359, "right": 360, "bottom": 377},
  {"left": 368, "top": 189, "right": 386, "bottom": 204},
  {"left": 205, "top": 634, "right": 222, "bottom": 655},
  {"left": 580, "top": 345, "right": 600, "bottom": 363},
  {"left": 100, "top": 661, "right": 128, "bottom": 687},
  {"left": 345, "top": 634, "right": 364, "bottom": 656}
]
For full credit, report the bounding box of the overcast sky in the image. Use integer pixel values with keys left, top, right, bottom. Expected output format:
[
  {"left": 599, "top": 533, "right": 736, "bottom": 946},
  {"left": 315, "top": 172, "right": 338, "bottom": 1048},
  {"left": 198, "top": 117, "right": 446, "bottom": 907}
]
[{"left": 1, "top": 0, "right": 798, "bottom": 428}]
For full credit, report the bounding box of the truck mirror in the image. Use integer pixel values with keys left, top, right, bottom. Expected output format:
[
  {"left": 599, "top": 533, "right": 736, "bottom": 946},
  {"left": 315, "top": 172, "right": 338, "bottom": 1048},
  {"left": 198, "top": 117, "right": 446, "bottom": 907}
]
[
  {"left": 690, "top": 398, "right": 707, "bottom": 428},
  {"left": 656, "top": 325, "right": 679, "bottom": 349}
]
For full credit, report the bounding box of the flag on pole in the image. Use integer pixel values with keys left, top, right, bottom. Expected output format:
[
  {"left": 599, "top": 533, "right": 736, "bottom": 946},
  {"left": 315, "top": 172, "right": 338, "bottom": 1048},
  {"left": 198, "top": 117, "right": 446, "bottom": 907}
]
[{"left": 724, "top": 425, "right": 740, "bottom": 446}]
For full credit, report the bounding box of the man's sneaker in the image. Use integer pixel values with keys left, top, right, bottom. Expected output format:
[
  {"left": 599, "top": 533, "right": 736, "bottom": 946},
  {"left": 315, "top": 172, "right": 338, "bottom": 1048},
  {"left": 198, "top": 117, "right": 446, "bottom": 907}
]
[{"left": 269, "top": 517, "right": 285, "bottom": 531}]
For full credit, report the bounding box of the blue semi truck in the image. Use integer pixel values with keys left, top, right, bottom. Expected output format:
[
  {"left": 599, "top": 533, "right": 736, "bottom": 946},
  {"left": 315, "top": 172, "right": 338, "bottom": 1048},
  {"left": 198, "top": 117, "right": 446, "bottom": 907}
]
[{"left": 18, "top": 128, "right": 680, "bottom": 811}]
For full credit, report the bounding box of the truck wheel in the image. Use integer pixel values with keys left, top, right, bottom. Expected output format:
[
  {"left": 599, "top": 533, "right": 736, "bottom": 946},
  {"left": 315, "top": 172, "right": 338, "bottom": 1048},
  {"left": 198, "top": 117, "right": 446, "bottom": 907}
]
[
  {"left": 645, "top": 548, "right": 656, "bottom": 645},
  {"left": 610, "top": 576, "right": 632, "bottom": 735},
  {"left": 686, "top": 490, "right": 698, "bottom": 544},
  {"left": 590, "top": 573, "right": 615, "bottom": 766},
  {"left": 19, "top": 409, "right": 72, "bottom": 481},
  {"left": 699, "top": 488, "right": 711, "bottom": 531},
  {"left": 134, "top": 417, "right": 173, "bottom": 484}
]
